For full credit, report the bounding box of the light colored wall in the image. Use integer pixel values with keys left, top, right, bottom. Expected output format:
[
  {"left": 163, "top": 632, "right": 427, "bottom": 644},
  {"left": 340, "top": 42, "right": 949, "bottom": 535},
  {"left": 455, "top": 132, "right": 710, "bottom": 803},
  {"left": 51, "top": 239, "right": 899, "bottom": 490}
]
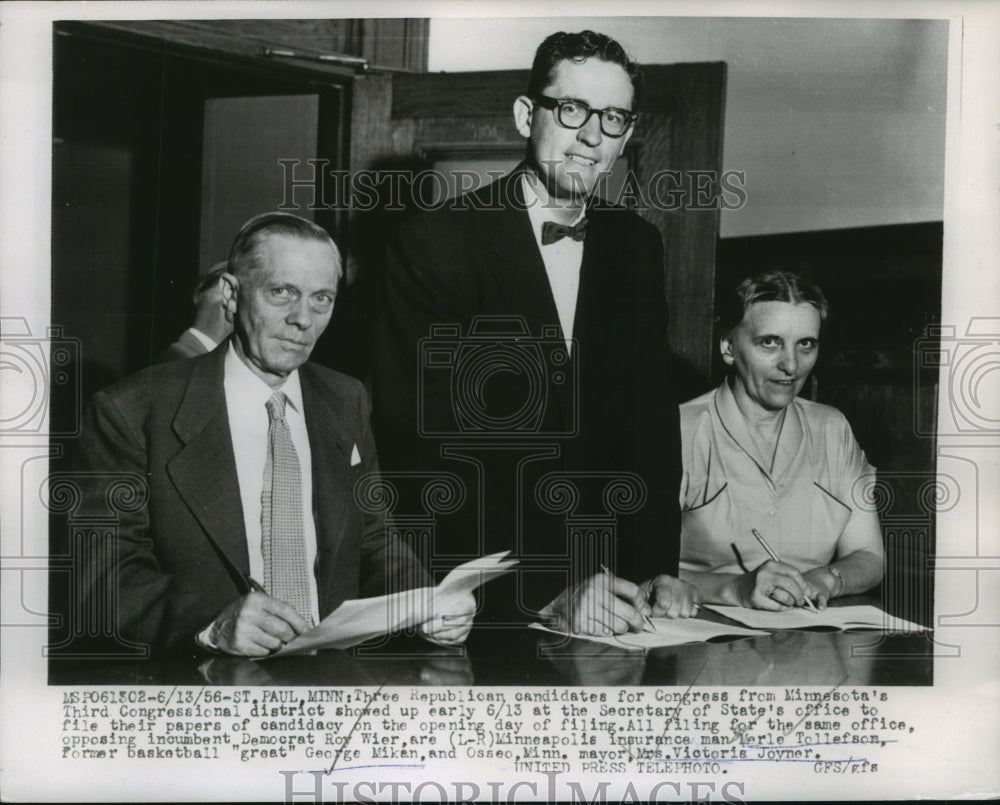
[{"left": 428, "top": 17, "right": 947, "bottom": 238}]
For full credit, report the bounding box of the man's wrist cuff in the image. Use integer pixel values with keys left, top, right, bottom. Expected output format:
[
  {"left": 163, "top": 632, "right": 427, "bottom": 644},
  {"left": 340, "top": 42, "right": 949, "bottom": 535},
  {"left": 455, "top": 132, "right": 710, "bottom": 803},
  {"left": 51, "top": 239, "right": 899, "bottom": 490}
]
[{"left": 195, "top": 621, "right": 221, "bottom": 653}]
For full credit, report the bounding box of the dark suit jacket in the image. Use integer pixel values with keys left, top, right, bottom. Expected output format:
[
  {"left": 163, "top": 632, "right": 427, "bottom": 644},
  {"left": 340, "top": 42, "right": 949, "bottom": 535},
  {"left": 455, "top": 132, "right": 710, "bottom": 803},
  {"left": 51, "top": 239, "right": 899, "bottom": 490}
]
[
  {"left": 373, "top": 166, "right": 681, "bottom": 620},
  {"left": 73, "top": 343, "right": 430, "bottom": 653}
]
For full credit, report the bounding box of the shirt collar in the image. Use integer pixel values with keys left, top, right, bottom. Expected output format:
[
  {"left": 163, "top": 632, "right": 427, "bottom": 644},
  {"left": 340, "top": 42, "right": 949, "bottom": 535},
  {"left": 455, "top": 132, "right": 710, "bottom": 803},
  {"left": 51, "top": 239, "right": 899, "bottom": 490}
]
[
  {"left": 224, "top": 340, "right": 303, "bottom": 414},
  {"left": 187, "top": 327, "right": 217, "bottom": 352},
  {"left": 714, "top": 377, "right": 805, "bottom": 480}
]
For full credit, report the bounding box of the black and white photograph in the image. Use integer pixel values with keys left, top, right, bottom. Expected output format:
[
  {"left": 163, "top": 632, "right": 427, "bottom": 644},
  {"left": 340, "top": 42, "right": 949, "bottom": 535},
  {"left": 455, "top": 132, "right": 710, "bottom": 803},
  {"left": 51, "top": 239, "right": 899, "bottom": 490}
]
[{"left": 1, "top": 1, "right": 997, "bottom": 801}]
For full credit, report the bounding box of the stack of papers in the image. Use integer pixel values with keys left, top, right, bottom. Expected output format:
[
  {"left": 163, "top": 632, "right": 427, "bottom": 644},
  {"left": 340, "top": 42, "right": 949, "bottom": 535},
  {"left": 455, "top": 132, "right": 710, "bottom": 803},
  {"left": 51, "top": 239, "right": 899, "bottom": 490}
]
[
  {"left": 274, "top": 551, "right": 517, "bottom": 656},
  {"left": 704, "top": 603, "right": 927, "bottom": 632},
  {"left": 529, "top": 618, "right": 768, "bottom": 651}
]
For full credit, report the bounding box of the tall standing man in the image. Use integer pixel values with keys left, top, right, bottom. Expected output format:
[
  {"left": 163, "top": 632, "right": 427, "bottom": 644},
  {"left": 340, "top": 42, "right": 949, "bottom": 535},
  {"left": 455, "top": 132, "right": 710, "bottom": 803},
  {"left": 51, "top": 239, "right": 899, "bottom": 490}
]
[
  {"left": 75, "top": 212, "right": 473, "bottom": 657},
  {"left": 373, "top": 31, "right": 697, "bottom": 634}
]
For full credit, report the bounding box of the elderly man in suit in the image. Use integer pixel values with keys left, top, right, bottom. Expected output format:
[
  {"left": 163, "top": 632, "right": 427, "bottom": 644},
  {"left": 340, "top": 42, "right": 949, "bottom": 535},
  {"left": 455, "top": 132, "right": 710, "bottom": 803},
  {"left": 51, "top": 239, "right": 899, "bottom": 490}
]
[
  {"left": 157, "top": 261, "right": 234, "bottom": 362},
  {"left": 76, "top": 212, "right": 473, "bottom": 657},
  {"left": 373, "top": 30, "right": 698, "bottom": 635}
]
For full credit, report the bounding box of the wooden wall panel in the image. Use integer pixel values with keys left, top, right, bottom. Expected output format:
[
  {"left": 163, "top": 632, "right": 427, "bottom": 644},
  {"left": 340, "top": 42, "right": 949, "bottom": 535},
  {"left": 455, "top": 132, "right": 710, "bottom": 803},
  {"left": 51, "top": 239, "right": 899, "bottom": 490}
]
[{"left": 68, "top": 19, "right": 429, "bottom": 73}]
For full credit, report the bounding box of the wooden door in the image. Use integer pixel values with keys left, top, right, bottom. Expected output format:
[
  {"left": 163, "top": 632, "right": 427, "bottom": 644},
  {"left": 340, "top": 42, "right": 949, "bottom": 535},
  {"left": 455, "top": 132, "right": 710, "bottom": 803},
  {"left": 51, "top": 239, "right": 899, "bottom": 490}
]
[
  {"left": 345, "top": 63, "right": 727, "bottom": 389},
  {"left": 52, "top": 22, "right": 353, "bottom": 381}
]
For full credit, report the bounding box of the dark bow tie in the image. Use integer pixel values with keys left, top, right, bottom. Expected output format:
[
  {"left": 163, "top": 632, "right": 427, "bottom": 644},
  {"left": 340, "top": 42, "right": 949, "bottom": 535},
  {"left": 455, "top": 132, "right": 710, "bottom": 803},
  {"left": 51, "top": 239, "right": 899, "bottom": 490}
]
[{"left": 541, "top": 218, "right": 588, "bottom": 245}]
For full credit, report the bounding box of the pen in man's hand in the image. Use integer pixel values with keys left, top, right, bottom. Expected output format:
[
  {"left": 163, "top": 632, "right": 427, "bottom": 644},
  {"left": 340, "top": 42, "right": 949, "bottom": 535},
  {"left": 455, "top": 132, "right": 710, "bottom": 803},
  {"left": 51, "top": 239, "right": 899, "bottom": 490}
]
[
  {"left": 750, "top": 529, "right": 819, "bottom": 612},
  {"left": 247, "top": 577, "right": 268, "bottom": 595},
  {"left": 601, "top": 564, "right": 655, "bottom": 632}
]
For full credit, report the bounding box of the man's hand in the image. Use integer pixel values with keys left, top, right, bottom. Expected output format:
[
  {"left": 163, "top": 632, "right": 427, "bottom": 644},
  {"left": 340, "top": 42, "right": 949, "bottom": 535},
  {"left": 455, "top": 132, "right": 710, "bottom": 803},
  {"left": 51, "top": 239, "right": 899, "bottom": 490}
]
[
  {"left": 733, "top": 560, "right": 819, "bottom": 610},
  {"left": 546, "top": 573, "right": 651, "bottom": 636},
  {"left": 206, "top": 592, "right": 311, "bottom": 657},
  {"left": 640, "top": 575, "right": 701, "bottom": 618},
  {"left": 419, "top": 592, "right": 476, "bottom": 646}
]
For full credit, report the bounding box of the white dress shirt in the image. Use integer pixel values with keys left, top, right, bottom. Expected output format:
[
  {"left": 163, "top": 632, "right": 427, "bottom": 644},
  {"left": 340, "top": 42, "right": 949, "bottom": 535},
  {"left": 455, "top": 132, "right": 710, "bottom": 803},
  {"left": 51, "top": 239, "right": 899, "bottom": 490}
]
[
  {"left": 223, "top": 342, "right": 320, "bottom": 623},
  {"left": 187, "top": 327, "right": 218, "bottom": 352},
  {"left": 522, "top": 174, "right": 585, "bottom": 353}
]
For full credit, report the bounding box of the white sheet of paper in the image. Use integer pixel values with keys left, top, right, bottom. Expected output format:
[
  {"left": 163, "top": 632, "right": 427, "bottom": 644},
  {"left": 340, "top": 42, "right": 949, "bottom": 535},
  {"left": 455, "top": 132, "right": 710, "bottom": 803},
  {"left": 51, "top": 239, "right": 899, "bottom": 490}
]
[
  {"left": 528, "top": 618, "right": 769, "bottom": 650},
  {"left": 273, "top": 585, "right": 436, "bottom": 655},
  {"left": 436, "top": 550, "right": 518, "bottom": 597},
  {"left": 272, "top": 552, "right": 517, "bottom": 656},
  {"left": 704, "top": 603, "right": 927, "bottom": 632}
]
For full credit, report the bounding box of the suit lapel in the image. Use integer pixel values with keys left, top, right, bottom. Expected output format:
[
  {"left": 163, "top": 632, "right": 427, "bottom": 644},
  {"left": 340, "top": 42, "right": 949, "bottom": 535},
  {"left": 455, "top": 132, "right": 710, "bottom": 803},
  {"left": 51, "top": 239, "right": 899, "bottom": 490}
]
[
  {"left": 300, "top": 364, "right": 355, "bottom": 611},
  {"left": 488, "top": 167, "right": 563, "bottom": 338},
  {"left": 574, "top": 205, "right": 616, "bottom": 348},
  {"left": 487, "top": 167, "right": 583, "bottom": 425},
  {"left": 167, "top": 345, "right": 251, "bottom": 581}
]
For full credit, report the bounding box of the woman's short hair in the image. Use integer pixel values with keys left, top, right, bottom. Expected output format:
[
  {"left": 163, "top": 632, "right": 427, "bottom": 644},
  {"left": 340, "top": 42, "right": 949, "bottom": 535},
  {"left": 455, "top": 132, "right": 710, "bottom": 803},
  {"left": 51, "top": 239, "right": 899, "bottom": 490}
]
[
  {"left": 227, "top": 211, "right": 342, "bottom": 283},
  {"left": 717, "top": 270, "right": 829, "bottom": 335}
]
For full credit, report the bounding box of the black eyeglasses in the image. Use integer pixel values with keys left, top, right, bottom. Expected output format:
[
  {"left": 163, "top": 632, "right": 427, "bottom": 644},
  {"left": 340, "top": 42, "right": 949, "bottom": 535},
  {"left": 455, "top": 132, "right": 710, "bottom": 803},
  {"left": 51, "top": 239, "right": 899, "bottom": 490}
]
[{"left": 533, "top": 95, "right": 638, "bottom": 138}]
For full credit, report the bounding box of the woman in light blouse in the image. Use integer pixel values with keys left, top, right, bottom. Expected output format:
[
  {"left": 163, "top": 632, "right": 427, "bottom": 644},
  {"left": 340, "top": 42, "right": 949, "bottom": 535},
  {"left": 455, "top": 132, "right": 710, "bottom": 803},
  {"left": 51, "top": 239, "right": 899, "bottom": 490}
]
[{"left": 679, "top": 271, "right": 884, "bottom": 610}]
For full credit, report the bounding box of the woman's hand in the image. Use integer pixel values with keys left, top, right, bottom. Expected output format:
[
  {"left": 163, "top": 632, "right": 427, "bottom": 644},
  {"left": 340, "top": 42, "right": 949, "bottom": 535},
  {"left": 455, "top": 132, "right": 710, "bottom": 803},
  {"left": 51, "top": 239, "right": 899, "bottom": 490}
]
[
  {"left": 733, "top": 560, "right": 819, "bottom": 610},
  {"left": 801, "top": 566, "right": 841, "bottom": 608}
]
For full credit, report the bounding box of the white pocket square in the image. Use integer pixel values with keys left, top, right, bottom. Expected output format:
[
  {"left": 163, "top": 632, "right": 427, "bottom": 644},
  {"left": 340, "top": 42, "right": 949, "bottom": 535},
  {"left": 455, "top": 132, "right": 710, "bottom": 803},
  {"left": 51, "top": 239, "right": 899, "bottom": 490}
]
[{"left": 350, "top": 444, "right": 361, "bottom": 466}]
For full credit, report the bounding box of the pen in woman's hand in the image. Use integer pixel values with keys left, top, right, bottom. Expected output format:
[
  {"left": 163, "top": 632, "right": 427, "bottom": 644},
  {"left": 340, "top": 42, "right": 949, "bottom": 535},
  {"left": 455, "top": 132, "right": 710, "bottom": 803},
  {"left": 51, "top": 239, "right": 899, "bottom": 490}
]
[{"left": 750, "top": 529, "right": 819, "bottom": 612}]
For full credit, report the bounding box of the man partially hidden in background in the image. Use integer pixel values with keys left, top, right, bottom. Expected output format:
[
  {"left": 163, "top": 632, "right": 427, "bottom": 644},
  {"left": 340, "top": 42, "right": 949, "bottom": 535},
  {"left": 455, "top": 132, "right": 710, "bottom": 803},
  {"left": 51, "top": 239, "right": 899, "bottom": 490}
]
[
  {"left": 75, "top": 212, "right": 473, "bottom": 656},
  {"left": 374, "top": 31, "right": 698, "bottom": 634},
  {"left": 157, "top": 261, "right": 233, "bottom": 362}
]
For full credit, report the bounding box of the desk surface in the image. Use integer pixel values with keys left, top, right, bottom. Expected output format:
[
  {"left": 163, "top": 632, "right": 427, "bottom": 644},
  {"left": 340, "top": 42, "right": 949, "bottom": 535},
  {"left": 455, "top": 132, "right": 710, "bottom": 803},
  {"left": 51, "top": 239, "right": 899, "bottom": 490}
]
[{"left": 48, "top": 607, "right": 933, "bottom": 687}]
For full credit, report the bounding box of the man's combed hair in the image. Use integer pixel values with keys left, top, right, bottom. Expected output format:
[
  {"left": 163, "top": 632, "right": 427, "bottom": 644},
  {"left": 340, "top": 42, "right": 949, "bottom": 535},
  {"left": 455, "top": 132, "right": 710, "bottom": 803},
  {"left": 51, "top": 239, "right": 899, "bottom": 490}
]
[
  {"left": 527, "top": 30, "right": 643, "bottom": 109},
  {"left": 227, "top": 211, "right": 342, "bottom": 281},
  {"left": 194, "top": 261, "right": 228, "bottom": 299},
  {"left": 718, "top": 270, "right": 830, "bottom": 334}
]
